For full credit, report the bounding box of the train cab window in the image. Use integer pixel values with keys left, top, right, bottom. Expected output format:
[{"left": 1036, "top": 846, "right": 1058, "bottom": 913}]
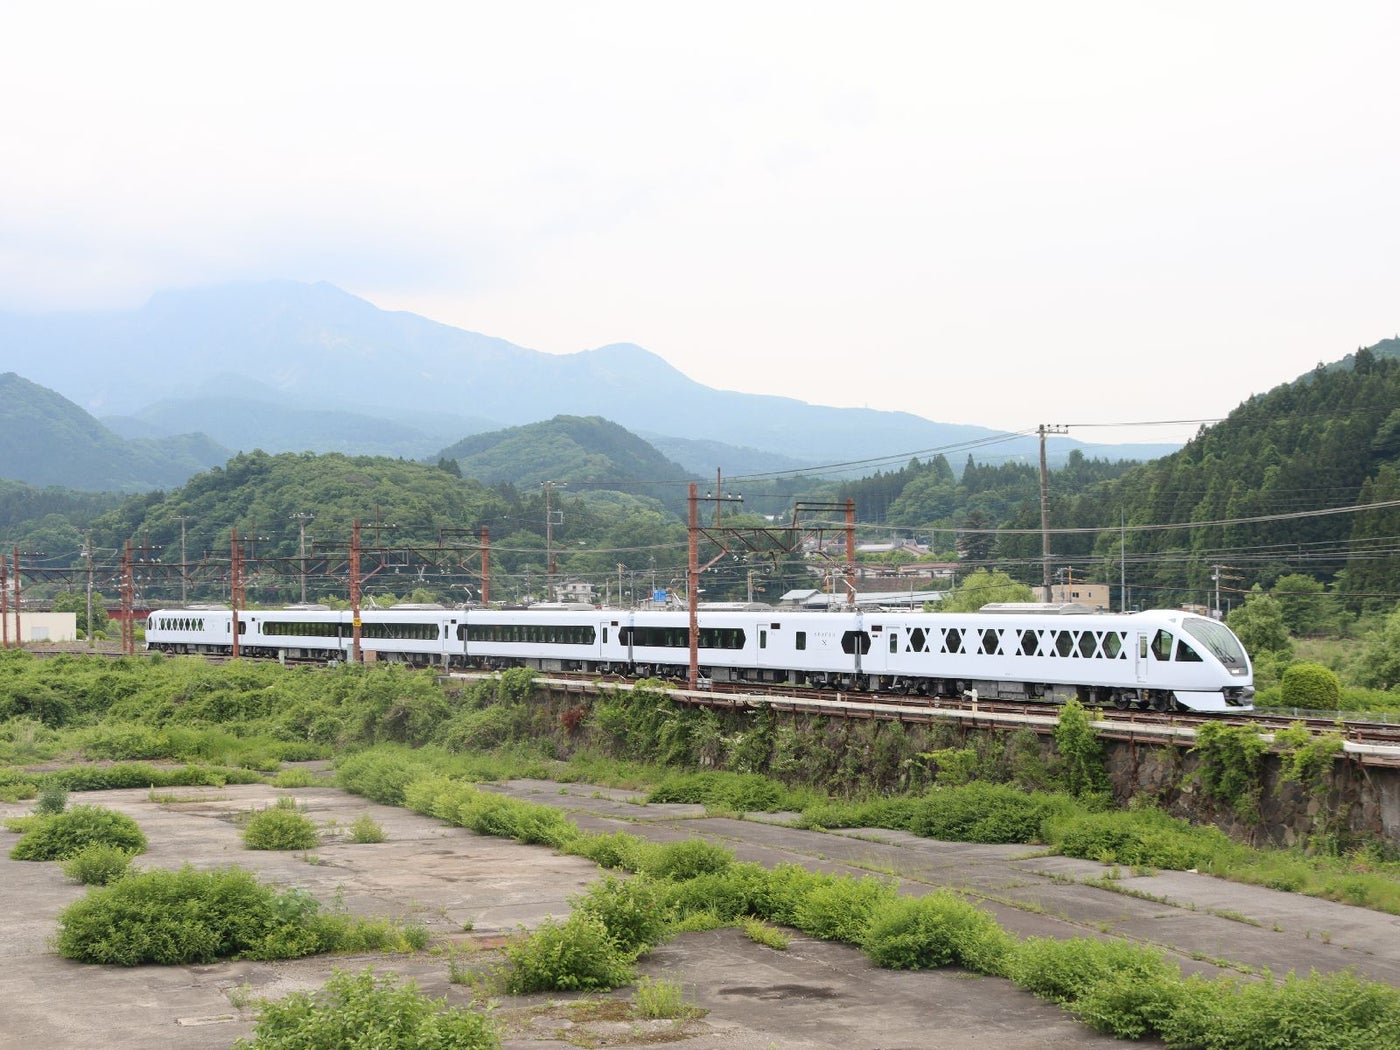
[
  {"left": 1175, "top": 639, "right": 1203, "bottom": 662},
  {"left": 1150, "top": 630, "right": 1173, "bottom": 661},
  {"left": 795, "top": 631, "right": 807, "bottom": 651}
]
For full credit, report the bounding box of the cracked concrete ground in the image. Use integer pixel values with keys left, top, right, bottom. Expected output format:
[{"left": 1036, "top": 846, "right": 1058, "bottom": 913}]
[{"left": 4, "top": 774, "right": 1399, "bottom": 1050}]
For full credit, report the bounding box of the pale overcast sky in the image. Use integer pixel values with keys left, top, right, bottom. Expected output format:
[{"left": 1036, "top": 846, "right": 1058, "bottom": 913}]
[{"left": 2, "top": 2, "right": 1396, "bottom": 445}]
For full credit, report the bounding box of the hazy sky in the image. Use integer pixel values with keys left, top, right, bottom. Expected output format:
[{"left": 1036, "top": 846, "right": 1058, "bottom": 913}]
[{"left": 3, "top": 2, "right": 1396, "bottom": 446}]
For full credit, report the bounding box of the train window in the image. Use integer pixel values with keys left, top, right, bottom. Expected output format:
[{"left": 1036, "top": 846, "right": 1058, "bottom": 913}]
[
  {"left": 1054, "top": 631, "right": 1074, "bottom": 657},
  {"left": 1151, "top": 630, "right": 1173, "bottom": 661},
  {"left": 1078, "top": 633, "right": 1097, "bottom": 658},
  {"left": 890, "top": 633, "right": 897, "bottom": 654},
  {"left": 603, "top": 627, "right": 608, "bottom": 644},
  {"left": 796, "top": 631, "right": 807, "bottom": 651},
  {"left": 910, "top": 627, "right": 927, "bottom": 652},
  {"left": 760, "top": 629, "right": 767, "bottom": 649},
  {"left": 979, "top": 629, "right": 1000, "bottom": 655},
  {"left": 840, "top": 631, "right": 871, "bottom": 655},
  {"left": 1019, "top": 629, "right": 1038, "bottom": 656},
  {"left": 1103, "top": 633, "right": 1123, "bottom": 659},
  {"left": 942, "top": 628, "right": 961, "bottom": 653},
  {"left": 1175, "top": 639, "right": 1203, "bottom": 662}
]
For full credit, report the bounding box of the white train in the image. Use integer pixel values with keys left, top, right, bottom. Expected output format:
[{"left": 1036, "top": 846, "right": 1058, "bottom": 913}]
[{"left": 145, "top": 602, "right": 1253, "bottom": 713}]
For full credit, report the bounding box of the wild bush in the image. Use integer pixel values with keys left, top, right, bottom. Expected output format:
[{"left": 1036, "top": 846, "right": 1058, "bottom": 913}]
[
  {"left": 243, "top": 804, "right": 320, "bottom": 851},
  {"left": 1192, "top": 723, "right": 1270, "bottom": 823},
  {"left": 791, "top": 874, "right": 896, "bottom": 943},
  {"left": 61, "top": 843, "right": 136, "bottom": 885},
  {"left": 233, "top": 968, "right": 499, "bottom": 1050},
  {"left": 637, "top": 838, "right": 734, "bottom": 880},
  {"left": 570, "top": 875, "right": 669, "bottom": 955},
  {"left": 10, "top": 805, "right": 147, "bottom": 861},
  {"left": 348, "top": 815, "right": 386, "bottom": 844},
  {"left": 859, "top": 891, "right": 1015, "bottom": 975},
  {"left": 34, "top": 779, "right": 69, "bottom": 815},
  {"left": 500, "top": 912, "right": 635, "bottom": 993},
  {"left": 1008, "top": 936, "right": 1177, "bottom": 1008},
  {"left": 1051, "top": 807, "right": 1234, "bottom": 870}
]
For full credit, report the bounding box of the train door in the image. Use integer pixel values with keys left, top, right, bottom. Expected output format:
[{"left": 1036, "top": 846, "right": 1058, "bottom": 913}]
[{"left": 1134, "top": 632, "right": 1150, "bottom": 685}]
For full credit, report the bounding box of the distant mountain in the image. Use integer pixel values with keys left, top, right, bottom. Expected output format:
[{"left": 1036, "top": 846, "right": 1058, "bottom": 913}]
[
  {"left": 639, "top": 433, "right": 819, "bottom": 478},
  {"left": 0, "top": 373, "right": 230, "bottom": 491},
  {"left": 436, "top": 416, "right": 692, "bottom": 489},
  {"left": 0, "top": 280, "right": 1180, "bottom": 469}
]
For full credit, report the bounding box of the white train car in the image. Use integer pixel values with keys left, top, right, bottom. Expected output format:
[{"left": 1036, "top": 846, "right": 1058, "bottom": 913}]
[{"left": 146, "top": 601, "right": 1253, "bottom": 713}]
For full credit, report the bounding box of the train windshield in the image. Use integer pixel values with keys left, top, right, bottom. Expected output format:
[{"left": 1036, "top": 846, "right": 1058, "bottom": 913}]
[{"left": 1181, "top": 617, "right": 1249, "bottom": 668}]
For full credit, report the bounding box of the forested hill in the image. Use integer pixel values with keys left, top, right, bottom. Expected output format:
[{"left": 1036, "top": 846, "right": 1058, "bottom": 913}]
[
  {"left": 0, "top": 373, "right": 229, "bottom": 491},
  {"left": 435, "top": 416, "right": 692, "bottom": 489},
  {"left": 1017, "top": 343, "right": 1400, "bottom": 608}
]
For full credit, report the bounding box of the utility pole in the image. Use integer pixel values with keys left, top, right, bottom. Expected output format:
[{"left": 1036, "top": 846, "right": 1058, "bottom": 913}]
[
  {"left": 0, "top": 554, "right": 7, "bottom": 647},
  {"left": 291, "top": 512, "right": 314, "bottom": 604},
  {"left": 350, "top": 519, "right": 362, "bottom": 663},
  {"left": 230, "top": 529, "right": 241, "bottom": 660},
  {"left": 83, "top": 532, "right": 94, "bottom": 650},
  {"left": 544, "top": 481, "right": 565, "bottom": 601},
  {"left": 479, "top": 526, "right": 490, "bottom": 605},
  {"left": 11, "top": 547, "right": 20, "bottom": 648},
  {"left": 178, "top": 515, "right": 189, "bottom": 606},
  {"left": 120, "top": 540, "right": 135, "bottom": 655},
  {"left": 1038, "top": 424, "right": 1069, "bottom": 597}
]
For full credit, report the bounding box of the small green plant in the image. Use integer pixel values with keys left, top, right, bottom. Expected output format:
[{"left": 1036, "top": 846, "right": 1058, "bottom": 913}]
[
  {"left": 571, "top": 875, "right": 669, "bottom": 956},
  {"left": 632, "top": 976, "right": 699, "bottom": 1019},
  {"left": 500, "top": 912, "right": 636, "bottom": 993},
  {"left": 34, "top": 779, "right": 69, "bottom": 815},
  {"left": 271, "top": 768, "right": 316, "bottom": 788},
  {"left": 243, "top": 806, "right": 320, "bottom": 851},
  {"left": 227, "top": 983, "right": 253, "bottom": 1009},
  {"left": 61, "top": 843, "right": 135, "bottom": 885},
  {"left": 348, "top": 815, "right": 387, "bottom": 844},
  {"left": 233, "top": 969, "right": 499, "bottom": 1049},
  {"left": 402, "top": 924, "right": 430, "bottom": 951},
  {"left": 742, "top": 918, "right": 790, "bottom": 950}
]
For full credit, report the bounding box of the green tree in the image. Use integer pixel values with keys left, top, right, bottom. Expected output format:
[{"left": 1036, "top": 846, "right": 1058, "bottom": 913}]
[
  {"left": 1354, "top": 604, "right": 1400, "bottom": 690},
  {"left": 937, "top": 569, "right": 1035, "bottom": 613},
  {"left": 1270, "top": 574, "right": 1336, "bottom": 636},
  {"left": 51, "top": 590, "right": 109, "bottom": 638},
  {"left": 1225, "top": 586, "right": 1293, "bottom": 659}
]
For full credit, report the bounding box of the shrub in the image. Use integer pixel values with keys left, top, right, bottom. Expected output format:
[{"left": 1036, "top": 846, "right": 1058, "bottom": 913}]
[
  {"left": 10, "top": 805, "right": 147, "bottom": 861},
  {"left": 571, "top": 875, "right": 669, "bottom": 956},
  {"left": 859, "top": 891, "right": 1015, "bottom": 975},
  {"left": 243, "top": 805, "right": 320, "bottom": 851},
  {"left": 500, "top": 912, "right": 635, "bottom": 993},
  {"left": 61, "top": 843, "right": 136, "bottom": 885},
  {"left": 637, "top": 838, "right": 734, "bottom": 881},
  {"left": 56, "top": 866, "right": 325, "bottom": 965},
  {"left": 1052, "top": 807, "right": 1233, "bottom": 870},
  {"left": 791, "top": 874, "right": 896, "bottom": 943},
  {"left": 233, "top": 968, "right": 499, "bottom": 1050},
  {"left": 742, "top": 918, "right": 790, "bottom": 950},
  {"left": 34, "top": 779, "right": 69, "bottom": 815},
  {"left": 348, "top": 815, "right": 387, "bottom": 844},
  {"left": 1008, "top": 936, "right": 1176, "bottom": 1008},
  {"left": 1280, "top": 662, "right": 1343, "bottom": 710}
]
